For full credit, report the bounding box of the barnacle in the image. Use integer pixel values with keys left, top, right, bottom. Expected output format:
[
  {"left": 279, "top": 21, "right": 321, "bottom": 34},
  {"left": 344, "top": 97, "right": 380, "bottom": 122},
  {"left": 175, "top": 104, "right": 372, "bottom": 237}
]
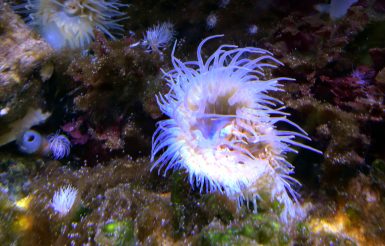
[
  {"left": 151, "top": 35, "right": 321, "bottom": 223},
  {"left": 17, "top": 130, "right": 44, "bottom": 154},
  {"left": 14, "top": 0, "right": 128, "bottom": 49}
]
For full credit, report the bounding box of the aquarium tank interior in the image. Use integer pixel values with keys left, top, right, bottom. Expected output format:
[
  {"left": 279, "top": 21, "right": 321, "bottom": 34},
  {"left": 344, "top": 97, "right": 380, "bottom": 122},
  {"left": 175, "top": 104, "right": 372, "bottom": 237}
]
[{"left": 0, "top": 0, "right": 385, "bottom": 245}]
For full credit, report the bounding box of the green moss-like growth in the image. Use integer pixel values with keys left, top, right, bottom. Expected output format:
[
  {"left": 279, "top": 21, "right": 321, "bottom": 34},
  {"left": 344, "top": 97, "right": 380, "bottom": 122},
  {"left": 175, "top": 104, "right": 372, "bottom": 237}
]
[
  {"left": 72, "top": 205, "right": 92, "bottom": 223},
  {"left": 295, "top": 222, "right": 311, "bottom": 244},
  {"left": 197, "top": 212, "right": 290, "bottom": 245},
  {"left": 97, "top": 220, "right": 136, "bottom": 246},
  {"left": 199, "top": 229, "right": 247, "bottom": 246},
  {"left": 243, "top": 214, "right": 289, "bottom": 244}
]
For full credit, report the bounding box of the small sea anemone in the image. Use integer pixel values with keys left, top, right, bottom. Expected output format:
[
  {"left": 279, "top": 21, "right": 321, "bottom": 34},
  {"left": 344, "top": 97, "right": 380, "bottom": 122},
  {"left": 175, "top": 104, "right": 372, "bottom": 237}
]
[
  {"left": 351, "top": 69, "right": 367, "bottom": 85},
  {"left": 351, "top": 67, "right": 373, "bottom": 86},
  {"left": 51, "top": 185, "right": 78, "bottom": 216},
  {"left": 151, "top": 35, "right": 321, "bottom": 223},
  {"left": 142, "top": 22, "right": 175, "bottom": 53},
  {"left": 206, "top": 13, "right": 218, "bottom": 30},
  {"left": 47, "top": 132, "right": 71, "bottom": 159},
  {"left": 247, "top": 24, "right": 259, "bottom": 36},
  {"left": 14, "top": 0, "right": 128, "bottom": 49}
]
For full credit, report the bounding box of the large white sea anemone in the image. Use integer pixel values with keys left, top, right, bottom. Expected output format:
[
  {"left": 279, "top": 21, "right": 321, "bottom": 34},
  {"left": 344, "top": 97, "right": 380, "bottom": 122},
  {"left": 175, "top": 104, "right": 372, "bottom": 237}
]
[
  {"left": 151, "top": 35, "right": 321, "bottom": 223},
  {"left": 14, "top": 0, "right": 128, "bottom": 49}
]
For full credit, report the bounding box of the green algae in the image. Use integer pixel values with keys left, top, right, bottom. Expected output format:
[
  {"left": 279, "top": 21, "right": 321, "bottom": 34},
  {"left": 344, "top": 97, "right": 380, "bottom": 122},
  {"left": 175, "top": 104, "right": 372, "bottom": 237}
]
[
  {"left": 199, "top": 229, "right": 246, "bottom": 246},
  {"left": 98, "top": 220, "right": 136, "bottom": 246},
  {"left": 72, "top": 205, "right": 92, "bottom": 223},
  {"left": 295, "top": 222, "right": 311, "bottom": 243},
  {"left": 197, "top": 213, "right": 290, "bottom": 245}
]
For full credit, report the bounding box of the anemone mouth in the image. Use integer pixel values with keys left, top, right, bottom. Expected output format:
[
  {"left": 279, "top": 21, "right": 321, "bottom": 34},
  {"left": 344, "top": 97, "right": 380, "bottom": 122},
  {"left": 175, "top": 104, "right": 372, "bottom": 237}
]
[
  {"left": 27, "top": 135, "right": 35, "bottom": 142},
  {"left": 188, "top": 88, "right": 248, "bottom": 139},
  {"left": 182, "top": 81, "right": 276, "bottom": 159},
  {"left": 63, "top": 1, "right": 80, "bottom": 16},
  {"left": 185, "top": 90, "right": 280, "bottom": 168},
  {"left": 204, "top": 93, "right": 240, "bottom": 115}
]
